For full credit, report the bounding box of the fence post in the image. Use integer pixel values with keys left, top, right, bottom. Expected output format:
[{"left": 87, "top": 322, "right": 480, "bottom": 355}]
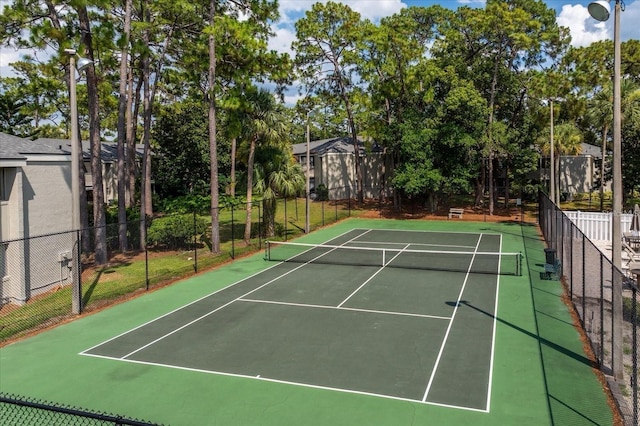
[
  {"left": 258, "top": 202, "right": 262, "bottom": 249},
  {"left": 145, "top": 243, "right": 149, "bottom": 291},
  {"left": 284, "top": 197, "right": 288, "bottom": 241},
  {"left": 633, "top": 285, "right": 638, "bottom": 426},
  {"left": 581, "top": 233, "right": 586, "bottom": 324},
  {"left": 71, "top": 229, "right": 82, "bottom": 314},
  {"left": 231, "top": 204, "right": 235, "bottom": 259},
  {"left": 193, "top": 211, "right": 198, "bottom": 273}
]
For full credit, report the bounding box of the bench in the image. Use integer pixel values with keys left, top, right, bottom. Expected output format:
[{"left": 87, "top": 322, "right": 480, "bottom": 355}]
[
  {"left": 544, "top": 259, "right": 562, "bottom": 280},
  {"left": 448, "top": 208, "right": 464, "bottom": 219}
]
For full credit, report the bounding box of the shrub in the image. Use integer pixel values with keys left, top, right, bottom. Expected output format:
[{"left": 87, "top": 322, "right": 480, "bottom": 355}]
[
  {"left": 623, "top": 296, "right": 640, "bottom": 325},
  {"left": 147, "top": 214, "right": 208, "bottom": 249},
  {"left": 315, "top": 184, "right": 329, "bottom": 201}
]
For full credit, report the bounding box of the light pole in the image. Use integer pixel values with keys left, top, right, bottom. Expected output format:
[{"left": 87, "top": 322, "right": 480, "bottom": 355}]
[
  {"left": 305, "top": 111, "right": 311, "bottom": 234},
  {"left": 549, "top": 99, "right": 555, "bottom": 204},
  {"left": 64, "top": 49, "right": 93, "bottom": 232},
  {"left": 589, "top": 0, "right": 623, "bottom": 380},
  {"left": 64, "top": 48, "right": 92, "bottom": 314}
]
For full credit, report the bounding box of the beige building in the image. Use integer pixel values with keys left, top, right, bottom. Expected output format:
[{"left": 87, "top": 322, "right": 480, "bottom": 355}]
[
  {"left": 540, "top": 143, "right": 608, "bottom": 198},
  {"left": 292, "top": 137, "right": 390, "bottom": 200}
]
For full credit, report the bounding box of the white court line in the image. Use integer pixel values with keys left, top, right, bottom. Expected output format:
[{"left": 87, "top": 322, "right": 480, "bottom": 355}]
[
  {"left": 79, "top": 353, "right": 489, "bottom": 413},
  {"left": 347, "top": 240, "right": 476, "bottom": 250},
  {"left": 351, "top": 227, "right": 502, "bottom": 236},
  {"left": 421, "top": 233, "right": 483, "bottom": 404},
  {"left": 116, "top": 229, "right": 373, "bottom": 360},
  {"left": 238, "top": 298, "right": 452, "bottom": 321},
  {"left": 337, "top": 243, "right": 411, "bottom": 308},
  {"left": 80, "top": 227, "right": 364, "bottom": 355},
  {"left": 485, "top": 233, "right": 503, "bottom": 412}
]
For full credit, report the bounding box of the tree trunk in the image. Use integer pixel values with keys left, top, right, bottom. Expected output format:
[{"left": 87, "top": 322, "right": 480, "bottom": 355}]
[
  {"left": 116, "top": 0, "right": 132, "bottom": 253},
  {"left": 208, "top": 0, "right": 220, "bottom": 253},
  {"left": 600, "top": 125, "right": 608, "bottom": 211},
  {"left": 139, "top": 0, "right": 152, "bottom": 250},
  {"left": 243, "top": 136, "right": 256, "bottom": 243},
  {"left": 504, "top": 162, "right": 510, "bottom": 208},
  {"left": 263, "top": 196, "right": 276, "bottom": 237},
  {"left": 125, "top": 59, "right": 139, "bottom": 209},
  {"left": 230, "top": 137, "right": 236, "bottom": 197},
  {"left": 488, "top": 153, "right": 494, "bottom": 215},
  {"left": 78, "top": 5, "right": 107, "bottom": 265}
]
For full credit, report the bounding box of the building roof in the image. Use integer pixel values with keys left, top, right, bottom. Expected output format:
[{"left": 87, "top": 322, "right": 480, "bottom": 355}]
[
  {"left": 291, "top": 136, "right": 381, "bottom": 156},
  {"left": 0, "top": 132, "right": 68, "bottom": 160},
  {"left": 36, "top": 138, "right": 145, "bottom": 162},
  {"left": 579, "top": 142, "right": 602, "bottom": 158}
]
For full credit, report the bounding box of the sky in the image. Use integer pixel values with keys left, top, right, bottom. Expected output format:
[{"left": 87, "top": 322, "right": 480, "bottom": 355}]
[{"left": 0, "top": 0, "right": 639, "bottom": 86}]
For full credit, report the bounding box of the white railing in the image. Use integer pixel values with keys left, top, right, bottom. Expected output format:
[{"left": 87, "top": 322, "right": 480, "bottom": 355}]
[{"left": 565, "top": 210, "right": 634, "bottom": 241}]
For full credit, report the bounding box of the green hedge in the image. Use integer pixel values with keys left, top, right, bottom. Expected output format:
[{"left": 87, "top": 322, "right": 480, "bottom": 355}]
[{"left": 147, "top": 214, "right": 207, "bottom": 249}]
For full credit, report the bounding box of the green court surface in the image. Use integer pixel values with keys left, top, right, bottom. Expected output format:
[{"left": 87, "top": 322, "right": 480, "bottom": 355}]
[{"left": 0, "top": 219, "right": 615, "bottom": 425}]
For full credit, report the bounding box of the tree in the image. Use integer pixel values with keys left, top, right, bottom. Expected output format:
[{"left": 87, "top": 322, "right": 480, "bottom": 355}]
[
  {"left": 254, "top": 146, "right": 305, "bottom": 238},
  {"left": 116, "top": 0, "right": 133, "bottom": 252},
  {"left": 435, "top": 0, "right": 569, "bottom": 214},
  {"left": 293, "top": 1, "right": 368, "bottom": 203},
  {"left": 237, "top": 88, "right": 290, "bottom": 244},
  {"left": 153, "top": 100, "right": 216, "bottom": 199},
  {"left": 536, "top": 121, "right": 583, "bottom": 201},
  {"left": 586, "top": 82, "right": 613, "bottom": 210},
  {"left": 359, "top": 6, "right": 447, "bottom": 208},
  {"left": 0, "top": 86, "right": 31, "bottom": 136}
]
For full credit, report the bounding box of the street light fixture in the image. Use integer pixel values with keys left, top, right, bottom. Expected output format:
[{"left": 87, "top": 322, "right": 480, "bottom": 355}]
[
  {"left": 589, "top": 0, "right": 623, "bottom": 381},
  {"left": 64, "top": 48, "right": 92, "bottom": 314}
]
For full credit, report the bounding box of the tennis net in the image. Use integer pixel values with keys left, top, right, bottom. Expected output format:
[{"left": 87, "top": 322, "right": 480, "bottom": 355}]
[{"left": 265, "top": 241, "right": 522, "bottom": 276}]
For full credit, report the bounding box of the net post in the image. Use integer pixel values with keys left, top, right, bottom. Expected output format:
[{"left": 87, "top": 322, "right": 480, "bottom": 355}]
[
  {"left": 518, "top": 252, "right": 522, "bottom": 276},
  {"left": 265, "top": 240, "right": 270, "bottom": 261}
]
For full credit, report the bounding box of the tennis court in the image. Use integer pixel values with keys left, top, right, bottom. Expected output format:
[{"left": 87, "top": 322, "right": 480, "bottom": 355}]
[
  {"left": 82, "top": 228, "right": 517, "bottom": 411},
  {"left": 0, "top": 219, "right": 615, "bottom": 425}
]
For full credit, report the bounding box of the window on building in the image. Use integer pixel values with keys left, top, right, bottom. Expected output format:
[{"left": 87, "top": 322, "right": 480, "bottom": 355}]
[
  {"left": 0, "top": 168, "right": 9, "bottom": 201},
  {"left": 300, "top": 156, "right": 315, "bottom": 168}
]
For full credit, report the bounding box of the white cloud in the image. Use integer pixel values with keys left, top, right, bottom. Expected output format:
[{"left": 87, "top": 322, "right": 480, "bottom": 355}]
[
  {"left": 268, "top": 27, "right": 296, "bottom": 56},
  {"left": 620, "top": 0, "right": 640, "bottom": 42},
  {"left": 0, "top": 47, "right": 22, "bottom": 78},
  {"left": 279, "top": 0, "right": 407, "bottom": 24},
  {"left": 557, "top": 1, "right": 640, "bottom": 47},
  {"left": 557, "top": 4, "right": 608, "bottom": 47}
]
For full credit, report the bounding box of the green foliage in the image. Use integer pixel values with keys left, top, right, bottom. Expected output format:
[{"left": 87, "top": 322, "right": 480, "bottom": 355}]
[
  {"left": 153, "top": 100, "right": 228, "bottom": 199},
  {"left": 158, "top": 195, "right": 211, "bottom": 215},
  {"left": 147, "top": 214, "right": 208, "bottom": 249},
  {"left": 105, "top": 205, "right": 140, "bottom": 224},
  {"left": 623, "top": 296, "right": 640, "bottom": 326},
  {"left": 315, "top": 184, "right": 329, "bottom": 201}
]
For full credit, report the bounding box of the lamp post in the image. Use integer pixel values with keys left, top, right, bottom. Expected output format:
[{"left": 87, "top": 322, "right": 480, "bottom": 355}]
[
  {"left": 64, "top": 48, "right": 92, "bottom": 314},
  {"left": 549, "top": 98, "right": 555, "bottom": 204},
  {"left": 305, "top": 111, "right": 311, "bottom": 234},
  {"left": 64, "top": 49, "right": 93, "bottom": 232},
  {"left": 589, "top": 0, "right": 623, "bottom": 381}
]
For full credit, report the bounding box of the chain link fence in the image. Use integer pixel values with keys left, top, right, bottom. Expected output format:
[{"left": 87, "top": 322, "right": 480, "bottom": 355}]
[
  {"left": 0, "top": 194, "right": 357, "bottom": 344},
  {"left": 539, "top": 192, "right": 639, "bottom": 426},
  {"left": 0, "top": 393, "right": 161, "bottom": 425}
]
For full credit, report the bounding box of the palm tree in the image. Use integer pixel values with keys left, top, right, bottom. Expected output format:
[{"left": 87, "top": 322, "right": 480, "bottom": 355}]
[
  {"left": 537, "top": 121, "right": 583, "bottom": 204},
  {"left": 254, "top": 146, "right": 305, "bottom": 238},
  {"left": 587, "top": 83, "right": 612, "bottom": 210},
  {"left": 239, "top": 88, "right": 291, "bottom": 243},
  {"left": 587, "top": 79, "right": 640, "bottom": 209}
]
